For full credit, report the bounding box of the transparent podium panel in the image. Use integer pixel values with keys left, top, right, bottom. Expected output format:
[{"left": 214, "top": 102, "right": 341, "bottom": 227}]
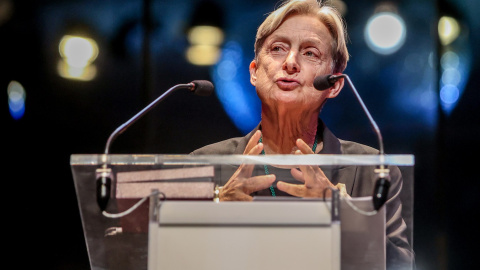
[{"left": 70, "top": 154, "right": 414, "bottom": 270}]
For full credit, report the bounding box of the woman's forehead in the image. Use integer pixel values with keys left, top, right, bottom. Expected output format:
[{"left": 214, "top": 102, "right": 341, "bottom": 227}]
[
  {"left": 269, "top": 15, "right": 330, "bottom": 41},
  {"left": 263, "top": 15, "right": 333, "bottom": 52}
]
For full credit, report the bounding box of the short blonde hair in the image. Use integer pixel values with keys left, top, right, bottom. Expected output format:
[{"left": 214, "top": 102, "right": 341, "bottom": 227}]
[{"left": 254, "top": 0, "right": 349, "bottom": 73}]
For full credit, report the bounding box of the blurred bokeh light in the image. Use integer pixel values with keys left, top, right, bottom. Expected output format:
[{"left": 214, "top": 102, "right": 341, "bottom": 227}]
[
  {"left": 437, "top": 12, "right": 472, "bottom": 116},
  {"left": 58, "top": 35, "right": 98, "bottom": 80},
  {"left": 438, "top": 16, "right": 460, "bottom": 46},
  {"left": 7, "top": 80, "right": 26, "bottom": 120},
  {"left": 364, "top": 12, "right": 407, "bottom": 55}
]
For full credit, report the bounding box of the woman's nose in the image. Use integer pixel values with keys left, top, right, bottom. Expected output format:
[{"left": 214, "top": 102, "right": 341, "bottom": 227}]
[{"left": 282, "top": 51, "right": 300, "bottom": 73}]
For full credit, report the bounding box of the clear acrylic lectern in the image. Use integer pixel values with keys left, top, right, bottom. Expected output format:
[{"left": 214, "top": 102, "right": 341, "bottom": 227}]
[{"left": 70, "top": 154, "right": 414, "bottom": 270}]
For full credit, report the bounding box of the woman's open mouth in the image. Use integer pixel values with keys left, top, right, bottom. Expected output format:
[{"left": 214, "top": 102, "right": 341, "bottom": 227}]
[{"left": 276, "top": 78, "right": 300, "bottom": 90}]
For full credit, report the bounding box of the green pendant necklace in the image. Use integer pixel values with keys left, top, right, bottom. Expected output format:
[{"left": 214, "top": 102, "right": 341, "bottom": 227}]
[{"left": 259, "top": 134, "right": 318, "bottom": 196}]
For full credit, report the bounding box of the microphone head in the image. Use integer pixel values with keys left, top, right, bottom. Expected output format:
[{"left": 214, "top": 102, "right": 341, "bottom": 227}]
[
  {"left": 313, "top": 75, "right": 334, "bottom": 91},
  {"left": 372, "top": 177, "right": 390, "bottom": 210},
  {"left": 190, "top": 80, "right": 214, "bottom": 96}
]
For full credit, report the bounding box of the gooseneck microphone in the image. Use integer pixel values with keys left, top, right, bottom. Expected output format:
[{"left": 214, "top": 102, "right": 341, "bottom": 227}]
[
  {"left": 314, "top": 74, "right": 389, "bottom": 211},
  {"left": 104, "top": 80, "right": 213, "bottom": 155},
  {"left": 96, "top": 80, "right": 214, "bottom": 211}
]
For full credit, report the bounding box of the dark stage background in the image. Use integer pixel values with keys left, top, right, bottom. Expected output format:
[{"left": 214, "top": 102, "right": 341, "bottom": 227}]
[{"left": 3, "top": 0, "right": 479, "bottom": 269}]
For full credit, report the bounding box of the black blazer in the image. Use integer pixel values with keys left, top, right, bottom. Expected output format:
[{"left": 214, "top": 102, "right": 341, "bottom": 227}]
[{"left": 192, "top": 121, "right": 415, "bottom": 269}]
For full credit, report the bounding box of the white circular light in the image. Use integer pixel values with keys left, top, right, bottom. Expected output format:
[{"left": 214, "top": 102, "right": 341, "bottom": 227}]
[
  {"left": 440, "top": 51, "right": 460, "bottom": 70},
  {"left": 59, "top": 35, "right": 99, "bottom": 68},
  {"left": 365, "top": 12, "right": 407, "bottom": 55}
]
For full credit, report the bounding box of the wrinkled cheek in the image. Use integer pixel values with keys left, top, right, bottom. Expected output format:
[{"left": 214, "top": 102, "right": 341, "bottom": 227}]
[
  {"left": 256, "top": 86, "right": 274, "bottom": 105},
  {"left": 254, "top": 75, "right": 274, "bottom": 95}
]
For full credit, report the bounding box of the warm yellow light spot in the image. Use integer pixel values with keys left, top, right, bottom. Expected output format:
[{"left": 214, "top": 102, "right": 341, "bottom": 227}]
[
  {"left": 57, "top": 60, "right": 97, "bottom": 81},
  {"left": 186, "top": 45, "right": 221, "bottom": 66},
  {"left": 438, "top": 16, "right": 460, "bottom": 46},
  {"left": 188, "top": 26, "right": 224, "bottom": 46},
  {"left": 58, "top": 35, "right": 98, "bottom": 80},
  {"left": 59, "top": 35, "right": 99, "bottom": 68}
]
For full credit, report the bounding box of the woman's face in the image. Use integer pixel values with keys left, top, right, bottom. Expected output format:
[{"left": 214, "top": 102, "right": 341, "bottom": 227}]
[{"left": 250, "top": 14, "right": 341, "bottom": 113}]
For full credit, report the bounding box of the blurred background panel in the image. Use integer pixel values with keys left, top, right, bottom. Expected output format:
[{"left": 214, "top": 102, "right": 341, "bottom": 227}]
[{"left": 3, "top": 0, "right": 479, "bottom": 269}]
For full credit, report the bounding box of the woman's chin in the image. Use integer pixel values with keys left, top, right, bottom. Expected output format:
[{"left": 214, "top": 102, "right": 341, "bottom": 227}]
[{"left": 273, "top": 92, "right": 305, "bottom": 107}]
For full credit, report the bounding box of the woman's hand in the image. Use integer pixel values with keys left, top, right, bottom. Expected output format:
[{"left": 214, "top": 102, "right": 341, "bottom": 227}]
[
  {"left": 277, "top": 138, "right": 335, "bottom": 198},
  {"left": 219, "top": 130, "right": 276, "bottom": 201}
]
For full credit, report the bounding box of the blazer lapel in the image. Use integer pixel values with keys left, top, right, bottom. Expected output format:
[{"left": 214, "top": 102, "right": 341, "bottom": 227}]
[{"left": 319, "top": 120, "right": 356, "bottom": 195}]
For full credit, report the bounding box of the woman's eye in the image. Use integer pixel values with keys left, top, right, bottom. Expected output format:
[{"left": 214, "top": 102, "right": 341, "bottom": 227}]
[{"left": 272, "top": 46, "right": 281, "bottom": 51}]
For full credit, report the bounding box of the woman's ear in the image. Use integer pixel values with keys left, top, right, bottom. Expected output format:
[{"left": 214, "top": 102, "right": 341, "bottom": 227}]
[
  {"left": 249, "top": 60, "right": 257, "bottom": 86},
  {"left": 327, "top": 74, "right": 344, "bottom": 99}
]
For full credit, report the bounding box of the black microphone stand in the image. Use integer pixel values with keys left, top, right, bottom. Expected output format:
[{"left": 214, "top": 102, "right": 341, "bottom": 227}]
[
  {"left": 96, "top": 81, "right": 213, "bottom": 211},
  {"left": 323, "top": 74, "right": 390, "bottom": 211}
]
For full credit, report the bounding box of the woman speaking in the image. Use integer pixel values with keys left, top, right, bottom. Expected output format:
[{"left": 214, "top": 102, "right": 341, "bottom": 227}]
[{"left": 192, "top": 1, "right": 414, "bottom": 268}]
